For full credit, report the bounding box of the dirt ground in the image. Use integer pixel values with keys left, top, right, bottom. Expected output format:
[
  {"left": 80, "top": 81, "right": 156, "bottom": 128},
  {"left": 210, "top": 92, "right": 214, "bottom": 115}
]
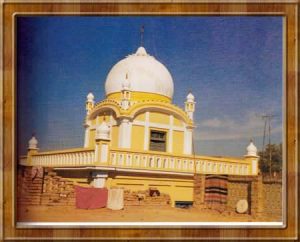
[{"left": 17, "top": 205, "right": 280, "bottom": 223}]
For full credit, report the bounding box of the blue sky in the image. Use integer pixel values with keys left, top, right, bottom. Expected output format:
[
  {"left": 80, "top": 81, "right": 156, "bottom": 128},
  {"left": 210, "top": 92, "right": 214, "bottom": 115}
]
[{"left": 17, "top": 16, "right": 283, "bottom": 157}]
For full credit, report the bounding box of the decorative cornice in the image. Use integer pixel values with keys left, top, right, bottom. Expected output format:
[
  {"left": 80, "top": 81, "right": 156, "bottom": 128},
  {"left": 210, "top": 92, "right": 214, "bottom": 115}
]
[{"left": 87, "top": 98, "right": 194, "bottom": 126}]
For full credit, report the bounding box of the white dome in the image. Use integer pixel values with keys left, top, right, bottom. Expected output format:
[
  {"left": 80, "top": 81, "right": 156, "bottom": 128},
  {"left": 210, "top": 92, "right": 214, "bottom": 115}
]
[
  {"left": 105, "top": 47, "right": 174, "bottom": 99},
  {"left": 246, "top": 141, "right": 257, "bottom": 157},
  {"left": 122, "top": 74, "right": 131, "bottom": 90}
]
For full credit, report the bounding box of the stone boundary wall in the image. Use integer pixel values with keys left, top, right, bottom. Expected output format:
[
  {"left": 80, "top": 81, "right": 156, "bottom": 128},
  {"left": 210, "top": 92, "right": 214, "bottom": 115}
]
[
  {"left": 17, "top": 166, "right": 43, "bottom": 205},
  {"left": 17, "top": 167, "right": 76, "bottom": 206},
  {"left": 18, "top": 166, "right": 171, "bottom": 207},
  {"left": 18, "top": 166, "right": 282, "bottom": 218},
  {"left": 41, "top": 170, "right": 76, "bottom": 206},
  {"left": 194, "top": 175, "right": 282, "bottom": 219},
  {"left": 262, "top": 179, "right": 282, "bottom": 219}
]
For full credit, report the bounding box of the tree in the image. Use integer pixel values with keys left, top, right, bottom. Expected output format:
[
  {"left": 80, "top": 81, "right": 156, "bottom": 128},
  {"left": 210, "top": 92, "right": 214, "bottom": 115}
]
[{"left": 258, "top": 143, "right": 282, "bottom": 175}]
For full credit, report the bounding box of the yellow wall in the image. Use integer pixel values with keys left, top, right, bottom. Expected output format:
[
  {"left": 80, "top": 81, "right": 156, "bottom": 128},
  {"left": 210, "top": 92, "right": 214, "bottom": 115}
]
[
  {"left": 88, "top": 110, "right": 187, "bottom": 156},
  {"left": 107, "top": 174, "right": 194, "bottom": 206},
  {"left": 173, "top": 116, "right": 183, "bottom": 127},
  {"left": 149, "top": 112, "right": 170, "bottom": 125},
  {"left": 107, "top": 91, "right": 171, "bottom": 103},
  {"left": 89, "top": 129, "right": 96, "bottom": 148},
  {"left": 111, "top": 125, "right": 119, "bottom": 148},
  {"left": 135, "top": 112, "right": 145, "bottom": 121},
  {"left": 131, "top": 125, "right": 145, "bottom": 150},
  {"left": 91, "top": 119, "right": 97, "bottom": 126},
  {"left": 173, "top": 130, "right": 184, "bottom": 155}
]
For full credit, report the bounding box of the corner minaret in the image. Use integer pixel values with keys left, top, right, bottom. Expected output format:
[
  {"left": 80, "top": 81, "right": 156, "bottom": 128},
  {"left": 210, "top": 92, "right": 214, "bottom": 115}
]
[
  {"left": 26, "top": 135, "right": 39, "bottom": 165},
  {"left": 185, "top": 92, "right": 196, "bottom": 120},
  {"left": 86, "top": 92, "right": 95, "bottom": 114},
  {"left": 28, "top": 135, "right": 38, "bottom": 151},
  {"left": 121, "top": 73, "right": 131, "bottom": 110},
  {"left": 244, "top": 139, "right": 260, "bottom": 175},
  {"left": 245, "top": 139, "right": 258, "bottom": 158}
]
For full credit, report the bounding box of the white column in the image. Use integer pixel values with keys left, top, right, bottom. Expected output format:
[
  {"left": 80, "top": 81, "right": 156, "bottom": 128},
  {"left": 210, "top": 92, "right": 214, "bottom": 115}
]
[
  {"left": 95, "top": 143, "right": 100, "bottom": 162},
  {"left": 252, "top": 159, "right": 258, "bottom": 175},
  {"left": 143, "top": 112, "right": 150, "bottom": 150},
  {"left": 109, "top": 113, "right": 113, "bottom": 140},
  {"left": 168, "top": 115, "right": 174, "bottom": 153},
  {"left": 100, "top": 143, "right": 109, "bottom": 163},
  {"left": 184, "top": 126, "right": 193, "bottom": 155},
  {"left": 118, "top": 118, "right": 132, "bottom": 148},
  {"left": 92, "top": 172, "right": 108, "bottom": 188},
  {"left": 84, "top": 127, "right": 90, "bottom": 147},
  {"left": 84, "top": 121, "right": 91, "bottom": 148}
]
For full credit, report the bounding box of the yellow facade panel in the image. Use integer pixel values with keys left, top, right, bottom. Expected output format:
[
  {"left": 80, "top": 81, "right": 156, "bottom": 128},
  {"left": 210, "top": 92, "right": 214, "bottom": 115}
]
[
  {"left": 149, "top": 112, "right": 169, "bottom": 125},
  {"left": 111, "top": 126, "right": 119, "bottom": 148},
  {"left": 172, "top": 187, "right": 194, "bottom": 202},
  {"left": 107, "top": 91, "right": 171, "bottom": 103},
  {"left": 173, "top": 130, "right": 184, "bottom": 155},
  {"left": 91, "top": 119, "right": 97, "bottom": 126},
  {"left": 88, "top": 129, "right": 96, "bottom": 148},
  {"left": 107, "top": 175, "right": 194, "bottom": 205},
  {"left": 131, "top": 125, "right": 145, "bottom": 151},
  {"left": 135, "top": 112, "right": 145, "bottom": 121},
  {"left": 173, "top": 116, "right": 183, "bottom": 127}
]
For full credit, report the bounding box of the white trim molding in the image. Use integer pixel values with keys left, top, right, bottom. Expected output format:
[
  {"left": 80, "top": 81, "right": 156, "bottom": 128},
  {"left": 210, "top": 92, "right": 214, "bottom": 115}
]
[
  {"left": 118, "top": 118, "right": 132, "bottom": 148},
  {"left": 143, "top": 112, "right": 150, "bottom": 150}
]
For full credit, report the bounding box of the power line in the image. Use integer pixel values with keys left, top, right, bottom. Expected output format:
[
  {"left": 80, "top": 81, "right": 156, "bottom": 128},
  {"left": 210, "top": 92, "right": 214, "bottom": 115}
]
[{"left": 258, "top": 114, "right": 278, "bottom": 177}]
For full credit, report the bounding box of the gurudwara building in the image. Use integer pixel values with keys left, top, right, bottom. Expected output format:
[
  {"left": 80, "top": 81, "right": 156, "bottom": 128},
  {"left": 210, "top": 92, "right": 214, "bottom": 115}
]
[{"left": 20, "top": 46, "right": 260, "bottom": 207}]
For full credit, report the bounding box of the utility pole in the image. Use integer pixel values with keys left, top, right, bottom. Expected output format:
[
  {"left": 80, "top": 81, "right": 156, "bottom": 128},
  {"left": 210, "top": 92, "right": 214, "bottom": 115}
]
[{"left": 260, "top": 114, "right": 277, "bottom": 177}]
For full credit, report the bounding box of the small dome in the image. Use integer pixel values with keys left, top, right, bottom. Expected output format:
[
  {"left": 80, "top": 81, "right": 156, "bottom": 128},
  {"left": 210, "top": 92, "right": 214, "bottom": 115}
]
[
  {"left": 105, "top": 47, "right": 174, "bottom": 99},
  {"left": 96, "top": 121, "right": 110, "bottom": 140},
  {"left": 186, "top": 92, "right": 195, "bottom": 102},
  {"left": 87, "top": 92, "right": 94, "bottom": 102},
  {"left": 28, "top": 136, "right": 38, "bottom": 150},
  {"left": 246, "top": 140, "right": 257, "bottom": 157}
]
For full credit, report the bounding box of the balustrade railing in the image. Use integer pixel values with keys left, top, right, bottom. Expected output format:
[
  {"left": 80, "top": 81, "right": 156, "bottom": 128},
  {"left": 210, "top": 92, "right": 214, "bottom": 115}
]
[
  {"left": 30, "top": 149, "right": 95, "bottom": 167},
  {"left": 21, "top": 147, "right": 253, "bottom": 175},
  {"left": 19, "top": 156, "right": 28, "bottom": 166},
  {"left": 109, "top": 148, "right": 251, "bottom": 175}
]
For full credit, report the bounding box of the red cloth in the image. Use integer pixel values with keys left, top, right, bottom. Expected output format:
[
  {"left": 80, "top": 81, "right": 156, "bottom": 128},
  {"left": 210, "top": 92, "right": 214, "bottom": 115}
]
[{"left": 75, "top": 186, "right": 108, "bottom": 209}]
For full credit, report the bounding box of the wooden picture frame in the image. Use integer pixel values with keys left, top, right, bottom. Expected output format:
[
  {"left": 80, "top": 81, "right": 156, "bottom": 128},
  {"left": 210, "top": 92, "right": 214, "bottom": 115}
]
[{"left": 1, "top": 1, "right": 298, "bottom": 240}]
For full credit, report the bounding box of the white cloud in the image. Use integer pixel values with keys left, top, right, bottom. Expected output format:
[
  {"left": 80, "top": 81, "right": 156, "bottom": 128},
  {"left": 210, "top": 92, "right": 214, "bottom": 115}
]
[
  {"left": 195, "top": 112, "right": 282, "bottom": 141},
  {"left": 201, "top": 118, "right": 222, "bottom": 128}
]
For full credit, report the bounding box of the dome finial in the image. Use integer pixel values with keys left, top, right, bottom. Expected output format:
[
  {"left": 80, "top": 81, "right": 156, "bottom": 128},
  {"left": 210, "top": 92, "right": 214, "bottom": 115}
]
[{"left": 140, "top": 25, "right": 144, "bottom": 47}]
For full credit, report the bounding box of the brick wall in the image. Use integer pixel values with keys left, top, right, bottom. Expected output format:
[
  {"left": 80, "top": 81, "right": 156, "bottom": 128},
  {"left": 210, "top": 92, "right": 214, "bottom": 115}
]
[
  {"left": 193, "top": 174, "right": 205, "bottom": 208},
  {"left": 41, "top": 170, "right": 75, "bottom": 206},
  {"left": 262, "top": 180, "right": 282, "bottom": 219},
  {"left": 17, "top": 167, "right": 76, "bottom": 206},
  {"left": 227, "top": 180, "right": 250, "bottom": 213},
  {"left": 17, "top": 166, "right": 43, "bottom": 205},
  {"left": 18, "top": 166, "right": 171, "bottom": 207}
]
